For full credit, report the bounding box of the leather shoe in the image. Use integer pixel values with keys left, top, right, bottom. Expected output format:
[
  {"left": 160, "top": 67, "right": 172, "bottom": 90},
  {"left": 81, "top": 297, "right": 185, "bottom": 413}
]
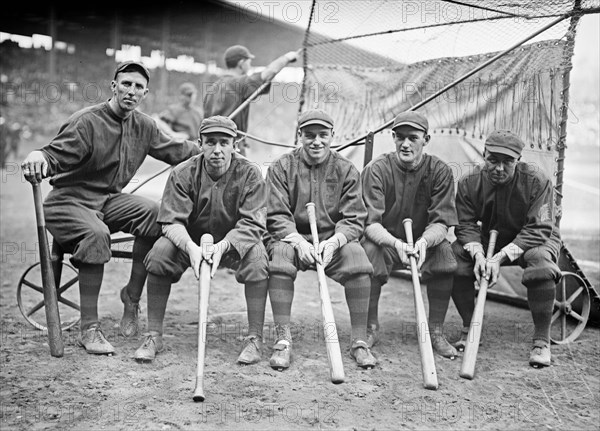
[
  {"left": 237, "top": 335, "right": 262, "bottom": 365},
  {"left": 366, "top": 323, "right": 380, "bottom": 349},
  {"left": 119, "top": 287, "right": 140, "bottom": 338},
  {"left": 350, "top": 340, "right": 377, "bottom": 368},
  {"left": 79, "top": 325, "right": 115, "bottom": 355},
  {"left": 134, "top": 332, "right": 164, "bottom": 362},
  {"left": 529, "top": 339, "right": 551, "bottom": 368},
  {"left": 431, "top": 331, "right": 457, "bottom": 359}
]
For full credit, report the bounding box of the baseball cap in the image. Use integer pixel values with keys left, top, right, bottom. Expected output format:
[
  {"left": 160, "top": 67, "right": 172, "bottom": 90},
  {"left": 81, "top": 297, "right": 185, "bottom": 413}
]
[
  {"left": 114, "top": 60, "right": 150, "bottom": 83},
  {"left": 392, "top": 111, "right": 429, "bottom": 132},
  {"left": 224, "top": 45, "right": 255, "bottom": 66},
  {"left": 485, "top": 130, "right": 525, "bottom": 158},
  {"left": 297, "top": 109, "right": 334, "bottom": 129},
  {"left": 199, "top": 116, "right": 238, "bottom": 137}
]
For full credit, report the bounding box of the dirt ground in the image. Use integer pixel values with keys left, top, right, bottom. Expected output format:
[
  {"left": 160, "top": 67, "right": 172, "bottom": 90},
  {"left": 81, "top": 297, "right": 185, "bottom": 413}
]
[{"left": 1, "top": 143, "right": 599, "bottom": 431}]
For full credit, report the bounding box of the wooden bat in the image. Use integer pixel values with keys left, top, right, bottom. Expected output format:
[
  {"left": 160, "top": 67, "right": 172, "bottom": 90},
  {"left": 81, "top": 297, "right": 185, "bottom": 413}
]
[
  {"left": 193, "top": 233, "right": 214, "bottom": 402},
  {"left": 306, "top": 203, "right": 345, "bottom": 384},
  {"left": 459, "top": 229, "right": 499, "bottom": 380},
  {"left": 402, "top": 218, "right": 438, "bottom": 390},
  {"left": 31, "top": 181, "right": 64, "bottom": 357}
]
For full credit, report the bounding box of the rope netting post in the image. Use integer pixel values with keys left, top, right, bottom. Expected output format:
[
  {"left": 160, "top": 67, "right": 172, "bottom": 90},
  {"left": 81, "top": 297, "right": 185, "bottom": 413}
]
[
  {"left": 295, "top": 0, "right": 317, "bottom": 146},
  {"left": 555, "top": 0, "right": 584, "bottom": 229}
]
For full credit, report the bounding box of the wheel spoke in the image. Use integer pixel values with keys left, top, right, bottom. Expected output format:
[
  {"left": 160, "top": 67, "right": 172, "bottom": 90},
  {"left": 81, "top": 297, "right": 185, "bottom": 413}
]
[
  {"left": 21, "top": 279, "right": 44, "bottom": 294},
  {"left": 561, "top": 277, "right": 567, "bottom": 301},
  {"left": 551, "top": 309, "right": 562, "bottom": 324},
  {"left": 26, "top": 299, "right": 45, "bottom": 317},
  {"left": 553, "top": 299, "right": 562, "bottom": 309},
  {"left": 57, "top": 276, "right": 78, "bottom": 295},
  {"left": 569, "top": 310, "right": 584, "bottom": 322},
  {"left": 561, "top": 312, "right": 566, "bottom": 339},
  {"left": 566, "top": 286, "right": 584, "bottom": 305},
  {"left": 57, "top": 296, "right": 80, "bottom": 311}
]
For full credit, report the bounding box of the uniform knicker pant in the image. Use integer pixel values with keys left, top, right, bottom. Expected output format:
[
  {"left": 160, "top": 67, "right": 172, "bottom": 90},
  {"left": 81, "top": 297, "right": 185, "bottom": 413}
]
[
  {"left": 145, "top": 236, "right": 269, "bottom": 283},
  {"left": 43, "top": 188, "right": 161, "bottom": 266},
  {"left": 267, "top": 240, "right": 373, "bottom": 283},
  {"left": 361, "top": 238, "right": 457, "bottom": 284}
]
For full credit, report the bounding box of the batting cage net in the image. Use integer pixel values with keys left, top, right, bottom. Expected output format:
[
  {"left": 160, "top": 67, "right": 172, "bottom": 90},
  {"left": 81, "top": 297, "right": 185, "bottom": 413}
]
[{"left": 297, "top": 0, "right": 600, "bottom": 316}]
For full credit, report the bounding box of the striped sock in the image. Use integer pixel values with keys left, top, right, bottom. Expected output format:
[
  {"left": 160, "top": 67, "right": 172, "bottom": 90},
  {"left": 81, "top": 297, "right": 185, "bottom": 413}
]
[
  {"left": 268, "top": 274, "right": 294, "bottom": 326},
  {"left": 78, "top": 263, "right": 104, "bottom": 331},
  {"left": 146, "top": 273, "right": 172, "bottom": 335},
  {"left": 426, "top": 275, "right": 453, "bottom": 331},
  {"left": 125, "top": 236, "right": 155, "bottom": 303},
  {"left": 245, "top": 279, "right": 268, "bottom": 338},
  {"left": 344, "top": 274, "right": 371, "bottom": 341},
  {"left": 451, "top": 276, "right": 476, "bottom": 328},
  {"left": 367, "top": 278, "right": 382, "bottom": 326},
  {"left": 527, "top": 280, "right": 556, "bottom": 343}
]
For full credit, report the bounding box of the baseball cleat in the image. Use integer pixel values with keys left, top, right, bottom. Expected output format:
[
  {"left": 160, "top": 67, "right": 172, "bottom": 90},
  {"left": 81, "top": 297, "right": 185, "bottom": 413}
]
[
  {"left": 350, "top": 340, "right": 377, "bottom": 369},
  {"left": 134, "top": 331, "right": 164, "bottom": 362},
  {"left": 529, "top": 339, "right": 551, "bottom": 368},
  {"left": 237, "top": 335, "right": 263, "bottom": 365},
  {"left": 431, "top": 331, "right": 457, "bottom": 359},
  {"left": 119, "top": 287, "right": 140, "bottom": 338},
  {"left": 79, "top": 324, "right": 115, "bottom": 355}
]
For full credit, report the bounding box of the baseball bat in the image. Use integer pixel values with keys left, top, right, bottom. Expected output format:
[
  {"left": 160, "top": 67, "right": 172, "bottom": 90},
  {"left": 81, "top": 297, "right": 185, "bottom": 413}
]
[
  {"left": 193, "top": 233, "right": 214, "bottom": 402},
  {"left": 459, "top": 229, "right": 499, "bottom": 380},
  {"left": 306, "top": 203, "right": 345, "bottom": 384},
  {"left": 31, "top": 181, "right": 64, "bottom": 357},
  {"left": 402, "top": 218, "right": 438, "bottom": 390}
]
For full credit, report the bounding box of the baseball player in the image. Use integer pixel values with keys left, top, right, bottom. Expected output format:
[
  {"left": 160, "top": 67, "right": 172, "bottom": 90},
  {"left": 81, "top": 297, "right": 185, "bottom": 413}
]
[
  {"left": 265, "top": 109, "right": 377, "bottom": 370},
  {"left": 137, "top": 116, "right": 269, "bottom": 362},
  {"left": 360, "top": 111, "right": 459, "bottom": 359},
  {"left": 203, "top": 45, "right": 298, "bottom": 156},
  {"left": 20, "top": 61, "right": 201, "bottom": 355},
  {"left": 451, "top": 130, "right": 561, "bottom": 367},
  {"left": 158, "top": 82, "right": 203, "bottom": 139}
]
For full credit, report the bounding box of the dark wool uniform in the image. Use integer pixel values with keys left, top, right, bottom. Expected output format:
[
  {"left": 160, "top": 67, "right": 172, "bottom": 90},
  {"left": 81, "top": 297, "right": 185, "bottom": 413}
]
[
  {"left": 453, "top": 162, "right": 562, "bottom": 285},
  {"left": 145, "top": 153, "right": 269, "bottom": 283},
  {"left": 40, "top": 101, "right": 200, "bottom": 266},
  {"left": 159, "top": 103, "right": 203, "bottom": 139},
  {"left": 361, "top": 152, "right": 458, "bottom": 282},
  {"left": 203, "top": 72, "right": 269, "bottom": 133},
  {"left": 266, "top": 147, "right": 373, "bottom": 284}
]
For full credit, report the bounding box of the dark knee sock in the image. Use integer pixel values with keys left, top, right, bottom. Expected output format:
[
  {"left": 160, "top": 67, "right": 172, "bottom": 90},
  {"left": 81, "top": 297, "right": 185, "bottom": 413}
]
[
  {"left": 245, "top": 279, "right": 268, "bottom": 338},
  {"left": 126, "top": 236, "right": 156, "bottom": 303},
  {"left": 344, "top": 274, "right": 371, "bottom": 341},
  {"left": 146, "top": 273, "right": 172, "bottom": 335},
  {"left": 427, "top": 275, "right": 454, "bottom": 331},
  {"left": 268, "top": 274, "right": 294, "bottom": 326},
  {"left": 367, "top": 278, "right": 382, "bottom": 326},
  {"left": 451, "top": 276, "right": 476, "bottom": 328},
  {"left": 78, "top": 263, "right": 104, "bottom": 331},
  {"left": 527, "top": 280, "right": 555, "bottom": 343}
]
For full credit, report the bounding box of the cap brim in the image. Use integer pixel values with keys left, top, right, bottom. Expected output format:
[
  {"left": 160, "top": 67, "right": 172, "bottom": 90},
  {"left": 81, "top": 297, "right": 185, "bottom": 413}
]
[
  {"left": 392, "top": 121, "right": 427, "bottom": 132},
  {"left": 485, "top": 145, "right": 521, "bottom": 159},
  {"left": 200, "top": 127, "right": 237, "bottom": 137},
  {"left": 298, "top": 119, "right": 333, "bottom": 129}
]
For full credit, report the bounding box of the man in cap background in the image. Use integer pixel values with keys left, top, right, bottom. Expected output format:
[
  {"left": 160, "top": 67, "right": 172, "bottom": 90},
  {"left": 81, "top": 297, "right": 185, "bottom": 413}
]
[
  {"left": 203, "top": 45, "right": 298, "bottom": 156},
  {"left": 138, "top": 116, "right": 269, "bottom": 362},
  {"left": 360, "top": 110, "right": 459, "bottom": 359},
  {"left": 157, "top": 82, "right": 203, "bottom": 140},
  {"left": 20, "top": 60, "right": 201, "bottom": 355},
  {"left": 265, "top": 109, "right": 376, "bottom": 370},
  {"left": 451, "top": 129, "right": 561, "bottom": 367}
]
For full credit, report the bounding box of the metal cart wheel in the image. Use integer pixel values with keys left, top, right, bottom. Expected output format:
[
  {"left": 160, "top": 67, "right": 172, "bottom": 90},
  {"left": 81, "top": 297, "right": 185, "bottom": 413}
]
[
  {"left": 550, "top": 271, "right": 591, "bottom": 344},
  {"left": 17, "top": 261, "right": 80, "bottom": 331}
]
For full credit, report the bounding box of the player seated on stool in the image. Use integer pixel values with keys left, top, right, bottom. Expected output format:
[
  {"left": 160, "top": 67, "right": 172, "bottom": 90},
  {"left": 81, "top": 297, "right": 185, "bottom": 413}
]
[
  {"left": 138, "top": 116, "right": 269, "bottom": 362},
  {"left": 360, "top": 111, "right": 459, "bottom": 359},
  {"left": 451, "top": 130, "right": 561, "bottom": 368},
  {"left": 265, "top": 109, "right": 377, "bottom": 370},
  {"left": 20, "top": 61, "right": 200, "bottom": 355}
]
